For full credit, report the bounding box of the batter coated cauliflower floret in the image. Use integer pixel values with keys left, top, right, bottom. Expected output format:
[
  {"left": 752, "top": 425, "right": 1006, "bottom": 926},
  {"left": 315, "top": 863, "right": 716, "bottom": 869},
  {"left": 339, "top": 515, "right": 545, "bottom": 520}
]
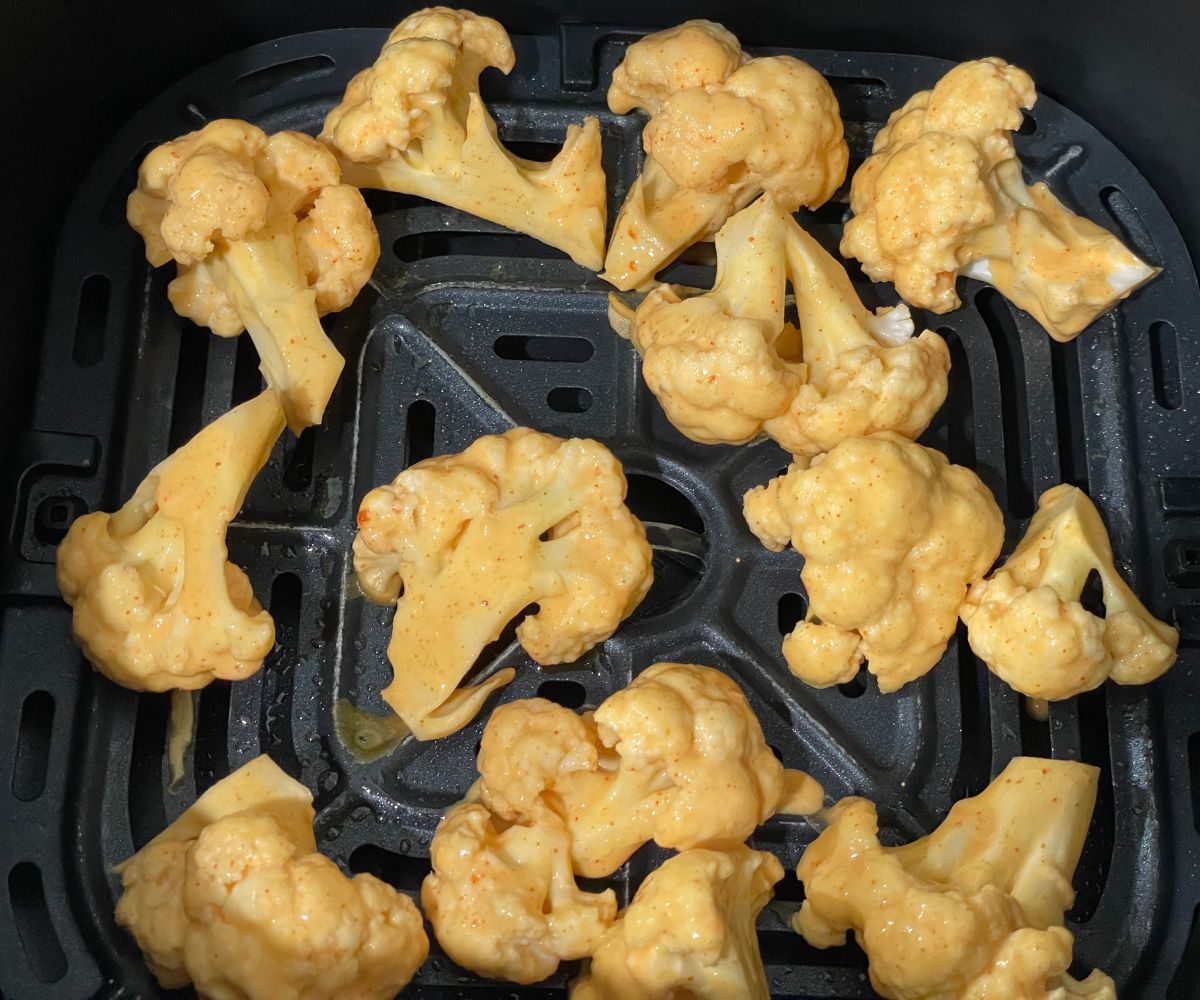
[
  {"left": 56, "top": 390, "right": 284, "bottom": 691},
  {"left": 744, "top": 433, "right": 1003, "bottom": 692},
  {"left": 618, "top": 194, "right": 949, "bottom": 456},
  {"left": 603, "top": 20, "right": 847, "bottom": 290},
  {"left": 352, "top": 427, "right": 653, "bottom": 739},
  {"left": 841, "top": 57, "right": 1158, "bottom": 341},
  {"left": 116, "top": 757, "right": 428, "bottom": 999},
  {"left": 127, "top": 121, "right": 379, "bottom": 431},
  {"left": 571, "top": 846, "right": 783, "bottom": 1000},
  {"left": 794, "top": 757, "right": 1115, "bottom": 1000},
  {"left": 476, "top": 663, "right": 824, "bottom": 877},
  {"left": 422, "top": 802, "right": 618, "bottom": 984},
  {"left": 961, "top": 484, "right": 1178, "bottom": 700},
  {"left": 321, "top": 7, "right": 606, "bottom": 269}
]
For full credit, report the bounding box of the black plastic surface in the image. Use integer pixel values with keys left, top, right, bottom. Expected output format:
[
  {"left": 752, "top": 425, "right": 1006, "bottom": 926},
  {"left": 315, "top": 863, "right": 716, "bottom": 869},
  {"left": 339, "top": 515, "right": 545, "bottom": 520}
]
[{"left": 0, "top": 26, "right": 1198, "bottom": 1000}]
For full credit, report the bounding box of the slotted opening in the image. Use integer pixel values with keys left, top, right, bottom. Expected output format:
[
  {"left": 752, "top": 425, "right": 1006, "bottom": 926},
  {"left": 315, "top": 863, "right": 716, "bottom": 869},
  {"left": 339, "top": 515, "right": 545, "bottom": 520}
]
[
  {"left": 758, "top": 928, "right": 869, "bottom": 969},
  {"left": 194, "top": 681, "right": 231, "bottom": 794},
  {"left": 128, "top": 693, "right": 169, "bottom": 850},
  {"left": 474, "top": 606, "right": 533, "bottom": 675},
  {"left": 1069, "top": 687, "right": 1114, "bottom": 923},
  {"left": 404, "top": 399, "right": 436, "bottom": 467},
  {"left": 838, "top": 675, "right": 867, "bottom": 699},
  {"left": 12, "top": 691, "right": 54, "bottom": 802},
  {"left": 768, "top": 743, "right": 784, "bottom": 762},
  {"left": 1189, "top": 733, "right": 1200, "bottom": 835},
  {"left": 1100, "top": 185, "right": 1155, "bottom": 259},
  {"left": 953, "top": 622, "right": 992, "bottom": 799},
  {"left": 1166, "top": 541, "right": 1200, "bottom": 588},
  {"left": 8, "top": 863, "right": 67, "bottom": 983},
  {"left": 230, "top": 333, "right": 262, "bottom": 406},
  {"left": 394, "top": 230, "right": 564, "bottom": 262},
  {"left": 1050, "top": 339, "right": 1089, "bottom": 489},
  {"left": 537, "top": 679, "right": 588, "bottom": 709},
  {"left": 936, "top": 328, "right": 976, "bottom": 466},
  {"left": 1168, "top": 905, "right": 1200, "bottom": 999},
  {"left": 169, "top": 324, "right": 210, "bottom": 450},
  {"left": 282, "top": 429, "right": 316, "bottom": 492},
  {"left": 34, "top": 495, "right": 85, "bottom": 546},
  {"left": 494, "top": 335, "right": 594, "bottom": 363},
  {"left": 270, "top": 573, "right": 303, "bottom": 657},
  {"left": 976, "top": 287, "right": 1035, "bottom": 519},
  {"left": 72, "top": 274, "right": 109, "bottom": 367},
  {"left": 235, "top": 54, "right": 335, "bottom": 97},
  {"left": 1017, "top": 111, "right": 1037, "bottom": 135},
  {"left": 624, "top": 474, "right": 705, "bottom": 535},
  {"left": 546, "top": 386, "right": 593, "bottom": 413},
  {"left": 777, "top": 592, "right": 806, "bottom": 636},
  {"left": 262, "top": 573, "right": 303, "bottom": 774},
  {"left": 349, "top": 843, "right": 431, "bottom": 890},
  {"left": 1148, "top": 321, "right": 1183, "bottom": 410},
  {"left": 1018, "top": 692, "right": 1052, "bottom": 757}
]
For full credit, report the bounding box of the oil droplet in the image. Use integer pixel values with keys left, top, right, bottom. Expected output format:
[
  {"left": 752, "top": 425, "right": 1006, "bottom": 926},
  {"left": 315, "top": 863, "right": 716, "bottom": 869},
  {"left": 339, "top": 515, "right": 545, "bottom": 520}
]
[
  {"left": 334, "top": 699, "right": 410, "bottom": 762},
  {"left": 399, "top": 839, "right": 412, "bottom": 854}
]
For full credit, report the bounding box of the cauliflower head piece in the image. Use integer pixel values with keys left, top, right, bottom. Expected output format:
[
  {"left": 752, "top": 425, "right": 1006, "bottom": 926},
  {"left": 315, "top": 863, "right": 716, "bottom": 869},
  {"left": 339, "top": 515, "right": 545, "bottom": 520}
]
[
  {"left": 841, "top": 57, "right": 1158, "bottom": 341},
  {"left": 56, "top": 390, "right": 284, "bottom": 691},
  {"left": 744, "top": 433, "right": 1003, "bottom": 692},
  {"left": 127, "top": 119, "right": 380, "bottom": 431},
  {"left": 794, "top": 756, "right": 1115, "bottom": 1000},
  {"left": 476, "top": 663, "right": 824, "bottom": 877},
  {"left": 422, "top": 802, "right": 618, "bottom": 984},
  {"left": 115, "top": 756, "right": 428, "bottom": 999},
  {"left": 321, "top": 7, "right": 607, "bottom": 269},
  {"left": 619, "top": 194, "right": 950, "bottom": 456},
  {"left": 961, "top": 484, "right": 1178, "bottom": 700},
  {"left": 603, "top": 20, "right": 848, "bottom": 291},
  {"left": 352, "top": 427, "right": 653, "bottom": 739},
  {"left": 571, "top": 846, "right": 783, "bottom": 1000}
]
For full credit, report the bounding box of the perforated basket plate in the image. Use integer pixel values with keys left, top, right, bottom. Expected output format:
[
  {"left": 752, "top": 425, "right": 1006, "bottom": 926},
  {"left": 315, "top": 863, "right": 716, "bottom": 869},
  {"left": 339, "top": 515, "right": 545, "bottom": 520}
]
[{"left": 1, "top": 26, "right": 1198, "bottom": 1000}]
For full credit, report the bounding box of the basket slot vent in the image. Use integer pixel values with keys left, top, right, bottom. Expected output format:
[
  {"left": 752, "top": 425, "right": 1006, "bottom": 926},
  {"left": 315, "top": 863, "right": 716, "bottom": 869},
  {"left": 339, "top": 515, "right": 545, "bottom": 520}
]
[
  {"left": 975, "top": 287, "right": 1035, "bottom": 518},
  {"left": 7, "top": 863, "right": 67, "bottom": 983},
  {"left": 404, "top": 400, "right": 436, "bottom": 467},
  {"left": 494, "top": 335, "right": 594, "bottom": 363},
  {"left": 11, "top": 692, "right": 54, "bottom": 802},
  {"left": 1149, "top": 321, "right": 1183, "bottom": 410},
  {"left": 547, "top": 386, "right": 593, "bottom": 413},
  {"left": 72, "top": 274, "right": 109, "bottom": 368},
  {"left": 235, "top": 54, "right": 334, "bottom": 99}
]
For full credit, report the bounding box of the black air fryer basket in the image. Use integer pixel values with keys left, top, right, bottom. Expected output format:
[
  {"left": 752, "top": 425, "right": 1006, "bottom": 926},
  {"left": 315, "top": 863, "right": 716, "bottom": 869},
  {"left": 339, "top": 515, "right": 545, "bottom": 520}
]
[{"left": 1, "top": 3, "right": 1198, "bottom": 998}]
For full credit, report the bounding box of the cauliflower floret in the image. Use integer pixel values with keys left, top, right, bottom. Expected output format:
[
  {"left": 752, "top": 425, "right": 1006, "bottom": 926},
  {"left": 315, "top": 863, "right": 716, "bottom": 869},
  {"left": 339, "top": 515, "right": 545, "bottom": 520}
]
[
  {"left": 602, "top": 20, "right": 848, "bottom": 291},
  {"left": 841, "top": 57, "right": 1158, "bottom": 341},
  {"left": 744, "top": 433, "right": 1003, "bottom": 692},
  {"left": 620, "top": 194, "right": 950, "bottom": 456},
  {"left": 352, "top": 427, "right": 653, "bottom": 739},
  {"left": 127, "top": 121, "right": 380, "bottom": 431},
  {"left": 56, "top": 390, "right": 284, "bottom": 691},
  {"left": 571, "top": 846, "right": 783, "bottom": 1000},
  {"left": 794, "top": 757, "right": 1115, "bottom": 1000},
  {"left": 116, "top": 757, "right": 428, "bottom": 999},
  {"left": 961, "top": 484, "right": 1178, "bottom": 699},
  {"left": 476, "top": 663, "right": 824, "bottom": 877},
  {"left": 422, "top": 802, "right": 618, "bottom": 984},
  {"left": 321, "top": 7, "right": 607, "bottom": 269}
]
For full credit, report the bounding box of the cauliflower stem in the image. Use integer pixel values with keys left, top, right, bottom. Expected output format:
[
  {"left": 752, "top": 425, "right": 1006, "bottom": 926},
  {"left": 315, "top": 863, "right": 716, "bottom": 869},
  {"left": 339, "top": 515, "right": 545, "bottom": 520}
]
[
  {"left": 572, "top": 846, "right": 783, "bottom": 1000},
  {"left": 622, "top": 195, "right": 950, "bottom": 457},
  {"left": 116, "top": 756, "right": 429, "bottom": 999},
  {"left": 353, "top": 428, "right": 653, "bottom": 739},
  {"left": 961, "top": 483, "right": 1178, "bottom": 699},
  {"left": 323, "top": 7, "right": 607, "bottom": 269},
  {"left": 56, "top": 390, "right": 285, "bottom": 691},
  {"left": 795, "top": 757, "right": 1116, "bottom": 1000},
  {"left": 127, "top": 121, "right": 380, "bottom": 432},
  {"left": 602, "top": 20, "right": 847, "bottom": 290},
  {"left": 842, "top": 57, "right": 1157, "bottom": 341}
]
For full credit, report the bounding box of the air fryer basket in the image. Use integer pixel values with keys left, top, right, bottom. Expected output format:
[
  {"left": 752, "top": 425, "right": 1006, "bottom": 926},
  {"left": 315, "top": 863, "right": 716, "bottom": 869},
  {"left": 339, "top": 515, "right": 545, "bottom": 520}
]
[{"left": 1, "top": 25, "right": 1198, "bottom": 1000}]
